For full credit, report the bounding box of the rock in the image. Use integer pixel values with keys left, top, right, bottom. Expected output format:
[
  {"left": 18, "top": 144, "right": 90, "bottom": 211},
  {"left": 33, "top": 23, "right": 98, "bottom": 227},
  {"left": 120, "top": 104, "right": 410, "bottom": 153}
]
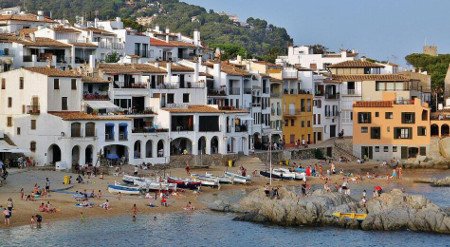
[
  {"left": 432, "top": 177, "right": 450, "bottom": 187},
  {"left": 211, "top": 187, "right": 450, "bottom": 234}
]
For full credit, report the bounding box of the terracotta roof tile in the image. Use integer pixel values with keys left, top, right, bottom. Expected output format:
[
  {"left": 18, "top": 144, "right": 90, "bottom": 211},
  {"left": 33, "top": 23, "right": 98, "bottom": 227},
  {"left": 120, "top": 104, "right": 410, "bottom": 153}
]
[
  {"left": 53, "top": 26, "right": 81, "bottom": 33},
  {"left": 332, "top": 74, "right": 409, "bottom": 82},
  {"left": 221, "top": 63, "right": 251, "bottom": 77},
  {"left": 70, "top": 42, "right": 97, "bottom": 47},
  {"left": 156, "top": 62, "right": 194, "bottom": 72},
  {"left": 83, "top": 27, "right": 116, "bottom": 36},
  {"left": 150, "top": 38, "right": 197, "bottom": 48},
  {"left": 23, "top": 37, "right": 71, "bottom": 48},
  {"left": 49, "top": 111, "right": 130, "bottom": 121},
  {"left": 353, "top": 101, "right": 393, "bottom": 108},
  {"left": 98, "top": 63, "right": 165, "bottom": 74},
  {"left": 24, "top": 67, "right": 80, "bottom": 77},
  {"left": 0, "top": 14, "right": 55, "bottom": 23},
  {"left": 81, "top": 76, "right": 110, "bottom": 84},
  {"left": 328, "top": 60, "right": 384, "bottom": 68}
]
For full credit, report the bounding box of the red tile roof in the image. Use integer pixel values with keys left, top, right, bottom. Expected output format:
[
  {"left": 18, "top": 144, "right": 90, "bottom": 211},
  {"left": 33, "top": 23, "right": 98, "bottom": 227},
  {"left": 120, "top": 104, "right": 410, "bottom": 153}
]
[
  {"left": 24, "top": 67, "right": 80, "bottom": 77},
  {"left": 353, "top": 101, "right": 393, "bottom": 108},
  {"left": 332, "top": 74, "right": 409, "bottom": 82},
  {"left": 0, "top": 14, "right": 55, "bottom": 23},
  {"left": 328, "top": 60, "right": 385, "bottom": 68},
  {"left": 98, "top": 63, "right": 166, "bottom": 74},
  {"left": 49, "top": 111, "right": 130, "bottom": 121},
  {"left": 150, "top": 38, "right": 196, "bottom": 48}
]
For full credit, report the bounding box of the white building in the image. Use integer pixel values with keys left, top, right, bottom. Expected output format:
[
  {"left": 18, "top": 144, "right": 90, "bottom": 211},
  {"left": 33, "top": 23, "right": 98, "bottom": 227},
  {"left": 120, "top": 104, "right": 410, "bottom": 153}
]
[{"left": 0, "top": 11, "right": 55, "bottom": 34}]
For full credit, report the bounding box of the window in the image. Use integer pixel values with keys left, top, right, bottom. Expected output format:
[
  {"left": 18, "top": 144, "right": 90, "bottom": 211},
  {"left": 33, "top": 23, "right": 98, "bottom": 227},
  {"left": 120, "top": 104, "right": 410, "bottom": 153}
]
[
  {"left": 22, "top": 105, "right": 25, "bottom": 114},
  {"left": 357, "top": 112, "right": 371, "bottom": 123},
  {"left": 19, "top": 77, "right": 24, "bottom": 89},
  {"left": 318, "top": 114, "right": 321, "bottom": 124},
  {"left": 375, "top": 112, "right": 379, "bottom": 117},
  {"left": 370, "top": 127, "right": 381, "bottom": 139},
  {"left": 301, "top": 121, "right": 305, "bottom": 127},
  {"left": 284, "top": 120, "right": 288, "bottom": 126},
  {"left": 30, "top": 141, "right": 36, "bottom": 152},
  {"left": 300, "top": 99, "right": 305, "bottom": 112},
  {"left": 54, "top": 79, "right": 60, "bottom": 89},
  {"left": 393, "top": 146, "right": 398, "bottom": 152},
  {"left": 394, "top": 127, "right": 412, "bottom": 139},
  {"left": 31, "top": 120, "right": 36, "bottom": 130},
  {"left": 134, "top": 43, "right": 141, "bottom": 56},
  {"left": 361, "top": 127, "right": 368, "bottom": 133},
  {"left": 62, "top": 97, "right": 68, "bottom": 110},
  {"left": 167, "top": 93, "right": 174, "bottom": 104},
  {"left": 291, "top": 119, "right": 295, "bottom": 126},
  {"left": 420, "top": 147, "right": 426, "bottom": 156},
  {"left": 384, "top": 146, "right": 389, "bottom": 152},
  {"left": 7, "top": 97, "right": 12, "bottom": 107},
  {"left": 142, "top": 44, "right": 148, "bottom": 57},
  {"left": 71, "top": 79, "right": 77, "bottom": 90},
  {"left": 375, "top": 146, "right": 380, "bottom": 152},
  {"left": 313, "top": 114, "right": 316, "bottom": 125},
  {"left": 401, "top": 112, "right": 415, "bottom": 124},
  {"left": 7, "top": 116, "right": 12, "bottom": 127},
  {"left": 183, "top": 93, "right": 190, "bottom": 103},
  {"left": 17, "top": 127, "right": 20, "bottom": 135},
  {"left": 417, "top": 126, "right": 426, "bottom": 136},
  {"left": 1, "top": 78, "right": 5, "bottom": 89},
  {"left": 85, "top": 122, "right": 95, "bottom": 137},
  {"left": 307, "top": 121, "right": 311, "bottom": 127},
  {"left": 385, "top": 112, "right": 393, "bottom": 119},
  {"left": 421, "top": 110, "right": 428, "bottom": 121}
]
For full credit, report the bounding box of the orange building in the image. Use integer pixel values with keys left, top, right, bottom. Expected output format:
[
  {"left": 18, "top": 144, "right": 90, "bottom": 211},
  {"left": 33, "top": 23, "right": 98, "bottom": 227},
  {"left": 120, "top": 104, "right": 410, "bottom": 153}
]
[
  {"left": 353, "top": 92, "right": 430, "bottom": 160},
  {"left": 282, "top": 93, "right": 313, "bottom": 146}
]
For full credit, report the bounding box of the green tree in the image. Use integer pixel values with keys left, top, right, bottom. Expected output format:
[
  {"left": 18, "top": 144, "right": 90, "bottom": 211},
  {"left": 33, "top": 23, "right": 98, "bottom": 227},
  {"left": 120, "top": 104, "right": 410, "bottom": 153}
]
[{"left": 104, "top": 52, "right": 120, "bottom": 63}]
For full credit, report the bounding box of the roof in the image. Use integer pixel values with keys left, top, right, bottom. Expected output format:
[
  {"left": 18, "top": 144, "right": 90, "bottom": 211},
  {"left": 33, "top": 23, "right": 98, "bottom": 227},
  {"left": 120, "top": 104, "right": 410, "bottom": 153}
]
[
  {"left": 269, "top": 77, "right": 283, "bottom": 83},
  {"left": 221, "top": 63, "right": 251, "bottom": 77},
  {"left": 353, "top": 101, "right": 393, "bottom": 108},
  {"left": 327, "top": 60, "right": 385, "bottom": 68},
  {"left": 49, "top": 111, "right": 130, "bottom": 121},
  {"left": 332, "top": 74, "right": 409, "bottom": 82},
  {"left": 53, "top": 26, "right": 81, "bottom": 33},
  {"left": 163, "top": 105, "right": 248, "bottom": 113},
  {"left": 81, "top": 76, "right": 110, "bottom": 83},
  {"left": 24, "top": 67, "right": 80, "bottom": 77},
  {"left": 156, "top": 62, "right": 194, "bottom": 72},
  {"left": 23, "top": 37, "right": 71, "bottom": 48},
  {"left": 18, "top": 28, "right": 37, "bottom": 36},
  {"left": 150, "top": 38, "right": 197, "bottom": 48},
  {"left": 83, "top": 27, "right": 116, "bottom": 36},
  {"left": 98, "top": 63, "right": 166, "bottom": 74},
  {"left": 199, "top": 72, "right": 213, "bottom": 78},
  {"left": 0, "top": 14, "right": 55, "bottom": 23}
]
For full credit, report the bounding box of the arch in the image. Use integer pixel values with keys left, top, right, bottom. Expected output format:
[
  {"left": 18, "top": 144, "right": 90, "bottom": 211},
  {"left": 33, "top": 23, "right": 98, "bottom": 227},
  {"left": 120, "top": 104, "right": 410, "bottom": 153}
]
[
  {"left": 227, "top": 137, "right": 236, "bottom": 153},
  {"left": 71, "top": 122, "right": 82, "bottom": 137},
  {"left": 134, "top": 140, "right": 142, "bottom": 159},
  {"left": 272, "top": 134, "right": 282, "bottom": 144},
  {"left": 442, "top": 124, "right": 449, "bottom": 136},
  {"left": 198, "top": 136, "right": 206, "bottom": 154},
  {"left": 157, "top": 140, "right": 165, "bottom": 157},
  {"left": 421, "top": 110, "right": 428, "bottom": 121},
  {"left": 210, "top": 136, "right": 219, "bottom": 154},
  {"left": 47, "top": 144, "right": 61, "bottom": 164},
  {"left": 72, "top": 145, "right": 80, "bottom": 166},
  {"left": 170, "top": 138, "right": 193, "bottom": 155},
  {"left": 145, "top": 140, "right": 153, "bottom": 158},
  {"left": 103, "top": 144, "right": 128, "bottom": 164},
  {"left": 85, "top": 145, "right": 94, "bottom": 164},
  {"left": 431, "top": 124, "right": 439, "bottom": 136},
  {"left": 253, "top": 132, "right": 262, "bottom": 150},
  {"left": 85, "top": 122, "right": 95, "bottom": 137}
]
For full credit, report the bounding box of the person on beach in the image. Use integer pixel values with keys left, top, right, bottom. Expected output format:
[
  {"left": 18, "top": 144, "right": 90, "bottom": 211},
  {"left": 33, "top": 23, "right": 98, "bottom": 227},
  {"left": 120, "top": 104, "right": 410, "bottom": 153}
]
[
  {"left": 35, "top": 214, "right": 42, "bottom": 228},
  {"left": 97, "top": 190, "right": 102, "bottom": 199},
  {"left": 7, "top": 198, "right": 13, "bottom": 216},
  {"left": 185, "top": 201, "right": 195, "bottom": 211},
  {"left": 161, "top": 196, "right": 168, "bottom": 207},
  {"left": 101, "top": 199, "right": 110, "bottom": 210},
  {"left": 117, "top": 192, "right": 122, "bottom": 201},
  {"left": 45, "top": 177, "right": 50, "bottom": 193},
  {"left": 264, "top": 184, "right": 270, "bottom": 197},
  {"left": 20, "top": 188, "right": 24, "bottom": 200},
  {"left": 131, "top": 204, "right": 138, "bottom": 220},
  {"left": 185, "top": 161, "right": 191, "bottom": 175},
  {"left": 30, "top": 215, "right": 35, "bottom": 227},
  {"left": 362, "top": 190, "right": 367, "bottom": 198},
  {"left": 3, "top": 206, "right": 11, "bottom": 226}
]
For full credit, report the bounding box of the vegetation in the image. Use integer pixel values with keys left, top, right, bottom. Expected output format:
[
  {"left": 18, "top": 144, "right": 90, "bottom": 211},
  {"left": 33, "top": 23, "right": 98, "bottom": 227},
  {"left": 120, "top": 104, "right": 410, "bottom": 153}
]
[
  {"left": 405, "top": 53, "right": 450, "bottom": 90},
  {"left": 104, "top": 52, "right": 120, "bottom": 63},
  {"left": 8, "top": 0, "right": 292, "bottom": 60}
]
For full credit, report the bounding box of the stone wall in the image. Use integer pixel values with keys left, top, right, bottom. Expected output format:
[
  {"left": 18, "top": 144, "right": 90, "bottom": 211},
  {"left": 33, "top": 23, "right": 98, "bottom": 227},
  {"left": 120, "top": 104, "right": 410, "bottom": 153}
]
[
  {"left": 252, "top": 147, "right": 330, "bottom": 163},
  {"left": 168, "top": 153, "right": 240, "bottom": 168}
]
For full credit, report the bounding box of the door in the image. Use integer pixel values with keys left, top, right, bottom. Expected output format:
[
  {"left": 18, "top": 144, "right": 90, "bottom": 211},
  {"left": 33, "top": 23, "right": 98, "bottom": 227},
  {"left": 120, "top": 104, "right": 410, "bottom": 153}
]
[
  {"left": 180, "top": 74, "right": 185, "bottom": 88},
  {"left": 361, "top": 146, "right": 373, "bottom": 159},
  {"left": 330, "top": 125, "right": 336, "bottom": 138},
  {"left": 401, "top": 146, "right": 408, "bottom": 159}
]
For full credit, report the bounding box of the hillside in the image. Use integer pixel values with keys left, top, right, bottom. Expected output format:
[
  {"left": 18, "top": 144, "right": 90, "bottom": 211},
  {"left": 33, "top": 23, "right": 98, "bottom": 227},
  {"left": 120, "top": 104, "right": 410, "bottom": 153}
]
[
  {"left": 6, "top": 0, "right": 292, "bottom": 61},
  {"left": 405, "top": 53, "right": 450, "bottom": 90}
]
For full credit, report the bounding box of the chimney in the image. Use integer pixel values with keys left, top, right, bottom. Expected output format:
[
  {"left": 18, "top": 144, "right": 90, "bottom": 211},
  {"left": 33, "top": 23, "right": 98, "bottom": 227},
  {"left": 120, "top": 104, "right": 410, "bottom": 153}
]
[
  {"left": 166, "top": 62, "right": 172, "bottom": 83},
  {"left": 89, "top": 54, "right": 96, "bottom": 71},
  {"left": 165, "top": 35, "right": 169, "bottom": 43},
  {"left": 193, "top": 56, "right": 200, "bottom": 82},
  {"left": 94, "top": 18, "right": 99, "bottom": 28},
  {"left": 155, "top": 25, "right": 160, "bottom": 32},
  {"left": 193, "top": 30, "right": 200, "bottom": 46},
  {"left": 165, "top": 27, "right": 170, "bottom": 33}
]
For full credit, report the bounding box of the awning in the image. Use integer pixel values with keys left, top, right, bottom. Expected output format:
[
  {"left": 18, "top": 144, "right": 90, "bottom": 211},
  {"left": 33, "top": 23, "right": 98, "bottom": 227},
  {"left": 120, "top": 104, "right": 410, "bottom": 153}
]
[
  {"left": 0, "top": 140, "right": 30, "bottom": 154},
  {"left": 238, "top": 116, "right": 254, "bottom": 121},
  {"left": 106, "top": 153, "right": 120, "bottom": 160},
  {"left": 85, "top": 101, "right": 119, "bottom": 110}
]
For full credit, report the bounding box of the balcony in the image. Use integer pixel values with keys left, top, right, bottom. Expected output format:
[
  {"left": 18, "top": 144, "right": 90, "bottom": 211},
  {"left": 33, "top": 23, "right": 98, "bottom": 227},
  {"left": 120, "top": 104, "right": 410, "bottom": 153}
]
[
  {"left": 83, "top": 93, "right": 109, "bottom": 100},
  {"left": 153, "top": 82, "right": 205, "bottom": 89},
  {"left": 325, "top": 93, "right": 340, "bottom": 99},
  {"left": 27, "top": 105, "right": 40, "bottom": 115},
  {"left": 229, "top": 87, "right": 240, "bottom": 95},
  {"left": 235, "top": 125, "right": 248, "bottom": 132},
  {"left": 345, "top": 89, "right": 360, "bottom": 95},
  {"left": 123, "top": 107, "right": 155, "bottom": 115},
  {"left": 282, "top": 71, "right": 298, "bottom": 79},
  {"left": 208, "top": 89, "right": 226, "bottom": 96},
  {"left": 270, "top": 92, "right": 281, "bottom": 98},
  {"left": 243, "top": 88, "right": 252, "bottom": 94},
  {"left": 132, "top": 127, "right": 169, "bottom": 133}
]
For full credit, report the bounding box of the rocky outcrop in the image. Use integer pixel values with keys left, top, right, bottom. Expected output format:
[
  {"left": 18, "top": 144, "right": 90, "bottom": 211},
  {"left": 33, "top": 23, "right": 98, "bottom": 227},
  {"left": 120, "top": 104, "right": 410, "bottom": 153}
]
[
  {"left": 209, "top": 188, "right": 450, "bottom": 234},
  {"left": 431, "top": 177, "right": 450, "bottom": 187}
]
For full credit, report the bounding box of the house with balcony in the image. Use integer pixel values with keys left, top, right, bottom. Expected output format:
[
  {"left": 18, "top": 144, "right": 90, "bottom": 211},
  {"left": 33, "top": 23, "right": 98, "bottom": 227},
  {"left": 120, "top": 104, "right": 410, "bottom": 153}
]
[
  {"left": 352, "top": 92, "right": 430, "bottom": 160},
  {"left": 0, "top": 11, "right": 55, "bottom": 33}
]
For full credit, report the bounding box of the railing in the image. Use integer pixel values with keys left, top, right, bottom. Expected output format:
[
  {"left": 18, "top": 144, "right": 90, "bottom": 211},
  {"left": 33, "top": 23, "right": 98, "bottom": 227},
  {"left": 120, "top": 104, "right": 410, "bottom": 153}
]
[
  {"left": 114, "top": 82, "right": 147, "bottom": 89},
  {"left": 97, "top": 41, "right": 124, "bottom": 50},
  {"left": 123, "top": 107, "right": 155, "bottom": 115},
  {"left": 243, "top": 88, "right": 252, "bottom": 94},
  {"left": 132, "top": 127, "right": 169, "bottom": 133},
  {"left": 346, "top": 89, "right": 360, "bottom": 95},
  {"left": 270, "top": 93, "right": 281, "bottom": 98},
  {"left": 315, "top": 91, "right": 324, "bottom": 96},
  {"left": 235, "top": 125, "right": 248, "bottom": 132},
  {"left": 325, "top": 93, "right": 340, "bottom": 99},
  {"left": 394, "top": 99, "right": 414, "bottom": 105},
  {"left": 83, "top": 94, "right": 109, "bottom": 100},
  {"left": 23, "top": 55, "right": 32, "bottom": 62},
  {"left": 282, "top": 71, "right": 298, "bottom": 79},
  {"left": 152, "top": 82, "right": 205, "bottom": 89},
  {"left": 229, "top": 87, "right": 240, "bottom": 95},
  {"left": 252, "top": 103, "right": 261, "bottom": 107},
  {"left": 208, "top": 89, "right": 226, "bottom": 96},
  {"left": 26, "top": 105, "right": 40, "bottom": 115}
]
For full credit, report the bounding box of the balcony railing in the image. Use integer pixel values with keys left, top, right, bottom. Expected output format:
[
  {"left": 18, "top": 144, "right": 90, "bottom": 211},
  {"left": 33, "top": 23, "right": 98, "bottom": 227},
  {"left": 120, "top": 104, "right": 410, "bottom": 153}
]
[
  {"left": 208, "top": 89, "right": 226, "bottom": 96},
  {"left": 346, "top": 89, "right": 359, "bottom": 95},
  {"left": 229, "top": 87, "right": 240, "bottom": 95},
  {"left": 270, "top": 93, "right": 281, "bottom": 98},
  {"left": 325, "top": 93, "right": 340, "bottom": 99},
  {"left": 114, "top": 82, "right": 148, "bottom": 89},
  {"left": 243, "top": 88, "right": 252, "bottom": 94},
  {"left": 153, "top": 82, "right": 205, "bottom": 89},
  {"left": 123, "top": 107, "right": 155, "bottom": 115},
  {"left": 235, "top": 125, "right": 248, "bottom": 132},
  {"left": 27, "top": 105, "right": 40, "bottom": 115},
  {"left": 132, "top": 127, "right": 169, "bottom": 133},
  {"left": 83, "top": 93, "right": 109, "bottom": 100}
]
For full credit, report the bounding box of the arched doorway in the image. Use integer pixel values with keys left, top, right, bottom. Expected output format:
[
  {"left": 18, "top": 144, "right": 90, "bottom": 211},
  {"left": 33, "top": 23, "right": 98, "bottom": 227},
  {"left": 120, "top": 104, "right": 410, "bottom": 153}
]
[
  {"left": 210, "top": 136, "right": 219, "bottom": 154},
  {"left": 134, "top": 141, "right": 141, "bottom": 159},
  {"left": 198, "top": 136, "right": 206, "bottom": 154},
  {"left": 85, "top": 145, "right": 94, "bottom": 164},
  {"left": 431, "top": 124, "right": 439, "bottom": 136},
  {"left": 170, "top": 138, "right": 193, "bottom": 155},
  {"left": 227, "top": 137, "right": 236, "bottom": 153},
  {"left": 157, "top": 140, "right": 164, "bottom": 157},
  {"left": 47, "top": 144, "right": 61, "bottom": 164},
  {"left": 145, "top": 140, "right": 153, "bottom": 158},
  {"left": 253, "top": 132, "right": 262, "bottom": 150},
  {"left": 103, "top": 145, "right": 128, "bottom": 164},
  {"left": 442, "top": 124, "right": 449, "bottom": 136},
  {"left": 72, "top": 145, "right": 80, "bottom": 166}
]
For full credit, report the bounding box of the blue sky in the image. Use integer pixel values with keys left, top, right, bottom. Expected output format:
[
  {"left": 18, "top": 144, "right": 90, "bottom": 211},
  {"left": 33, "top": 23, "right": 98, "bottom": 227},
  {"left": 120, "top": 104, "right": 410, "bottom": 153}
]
[{"left": 182, "top": 0, "right": 450, "bottom": 66}]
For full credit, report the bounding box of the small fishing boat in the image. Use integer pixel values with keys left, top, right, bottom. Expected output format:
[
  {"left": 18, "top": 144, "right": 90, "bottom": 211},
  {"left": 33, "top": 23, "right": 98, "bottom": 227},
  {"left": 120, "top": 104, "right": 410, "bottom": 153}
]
[
  {"left": 259, "top": 170, "right": 283, "bottom": 179},
  {"left": 108, "top": 183, "right": 142, "bottom": 195},
  {"left": 332, "top": 212, "right": 367, "bottom": 221},
  {"left": 272, "top": 168, "right": 296, "bottom": 180},
  {"left": 224, "top": 171, "right": 251, "bottom": 184},
  {"left": 205, "top": 173, "right": 233, "bottom": 184},
  {"left": 133, "top": 179, "right": 177, "bottom": 192},
  {"left": 122, "top": 175, "right": 140, "bottom": 184},
  {"left": 167, "top": 177, "right": 201, "bottom": 190},
  {"left": 276, "top": 168, "right": 306, "bottom": 181},
  {"left": 294, "top": 167, "right": 306, "bottom": 173},
  {"left": 191, "top": 174, "right": 220, "bottom": 188}
]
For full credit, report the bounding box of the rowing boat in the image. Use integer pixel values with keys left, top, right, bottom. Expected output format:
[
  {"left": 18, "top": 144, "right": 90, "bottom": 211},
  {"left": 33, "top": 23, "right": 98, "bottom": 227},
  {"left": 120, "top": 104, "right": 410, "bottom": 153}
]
[
  {"left": 107, "top": 183, "right": 142, "bottom": 195},
  {"left": 332, "top": 212, "right": 367, "bottom": 221}
]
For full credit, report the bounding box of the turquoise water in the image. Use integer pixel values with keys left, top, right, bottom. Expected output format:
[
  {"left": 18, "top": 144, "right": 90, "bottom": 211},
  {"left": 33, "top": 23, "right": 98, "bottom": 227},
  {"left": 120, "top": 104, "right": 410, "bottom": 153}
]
[{"left": 1, "top": 212, "right": 448, "bottom": 247}]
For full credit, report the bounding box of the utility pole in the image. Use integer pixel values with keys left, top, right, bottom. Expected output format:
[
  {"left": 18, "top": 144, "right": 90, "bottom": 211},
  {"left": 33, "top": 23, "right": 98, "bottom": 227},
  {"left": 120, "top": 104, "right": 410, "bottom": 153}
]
[{"left": 269, "top": 134, "right": 272, "bottom": 185}]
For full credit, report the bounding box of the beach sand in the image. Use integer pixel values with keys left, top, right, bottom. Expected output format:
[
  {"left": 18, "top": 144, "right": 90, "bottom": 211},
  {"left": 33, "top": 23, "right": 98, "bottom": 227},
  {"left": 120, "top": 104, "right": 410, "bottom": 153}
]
[{"left": 0, "top": 158, "right": 447, "bottom": 228}]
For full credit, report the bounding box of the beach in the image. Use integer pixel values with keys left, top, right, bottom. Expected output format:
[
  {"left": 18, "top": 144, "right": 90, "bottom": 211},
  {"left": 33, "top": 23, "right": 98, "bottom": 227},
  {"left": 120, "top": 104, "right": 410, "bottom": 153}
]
[{"left": 0, "top": 158, "right": 449, "bottom": 229}]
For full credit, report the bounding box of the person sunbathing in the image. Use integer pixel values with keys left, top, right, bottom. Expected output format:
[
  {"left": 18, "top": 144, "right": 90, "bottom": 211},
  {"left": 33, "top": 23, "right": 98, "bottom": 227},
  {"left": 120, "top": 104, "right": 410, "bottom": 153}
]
[{"left": 38, "top": 203, "right": 47, "bottom": 212}]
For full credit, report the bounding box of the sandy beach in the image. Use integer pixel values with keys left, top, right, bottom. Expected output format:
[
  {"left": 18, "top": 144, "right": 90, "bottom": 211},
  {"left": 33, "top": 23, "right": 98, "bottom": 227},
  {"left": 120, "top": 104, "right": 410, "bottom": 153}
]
[{"left": 0, "top": 157, "right": 448, "bottom": 228}]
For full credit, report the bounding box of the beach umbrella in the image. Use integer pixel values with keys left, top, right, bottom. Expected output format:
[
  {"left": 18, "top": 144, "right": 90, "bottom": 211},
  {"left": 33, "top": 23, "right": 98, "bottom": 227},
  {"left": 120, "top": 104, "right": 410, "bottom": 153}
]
[{"left": 374, "top": 186, "right": 382, "bottom": 191}]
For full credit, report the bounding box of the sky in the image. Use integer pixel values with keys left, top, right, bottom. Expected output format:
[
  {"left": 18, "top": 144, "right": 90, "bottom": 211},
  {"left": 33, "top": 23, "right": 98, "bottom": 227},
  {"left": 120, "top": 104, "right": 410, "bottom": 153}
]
[{"left": 182, "top": 0, "right": 450, "bottom": 66}]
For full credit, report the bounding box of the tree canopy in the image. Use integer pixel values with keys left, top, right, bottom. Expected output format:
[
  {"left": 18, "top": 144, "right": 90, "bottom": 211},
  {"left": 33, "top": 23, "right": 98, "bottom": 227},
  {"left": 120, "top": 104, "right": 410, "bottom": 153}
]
[{"left": 405, "top": 53, "right": 450, "bottom": 90}]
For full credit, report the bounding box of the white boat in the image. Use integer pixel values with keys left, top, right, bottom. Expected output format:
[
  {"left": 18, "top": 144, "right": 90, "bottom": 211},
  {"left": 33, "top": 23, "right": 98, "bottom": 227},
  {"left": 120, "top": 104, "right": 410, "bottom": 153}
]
[
  {"left": 134, "top": 178, "right": 177, "bottom": 192},
  {"left": 276, "top": 168, "right": 306, "bottom": 181},
  {"left": 224, "top": 171, "right": 251, "bottom": 184},
  {"left": 191, "top": 174, "right": 220, "bottom": 187},
  {"left": 108, "top": 183, "right": 141, "bottom": 195},
  {"left": 122, "top": 175, "right": 140, "bottom": 184},
  {"left": 205, "top": 173, "right": 233, "bottom": 184},
  {"left": 272, "top": 168, "right": 296, "bottom": 180}
]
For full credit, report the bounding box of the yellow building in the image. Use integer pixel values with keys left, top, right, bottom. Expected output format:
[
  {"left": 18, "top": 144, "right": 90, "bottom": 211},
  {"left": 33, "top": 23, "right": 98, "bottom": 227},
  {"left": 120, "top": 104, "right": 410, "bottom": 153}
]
[
  {"left": 282, "top": 93, "right": 313, "bottom": 146},
  {"left": 353, "top": 92, "right": 430, "bottom": 160}
]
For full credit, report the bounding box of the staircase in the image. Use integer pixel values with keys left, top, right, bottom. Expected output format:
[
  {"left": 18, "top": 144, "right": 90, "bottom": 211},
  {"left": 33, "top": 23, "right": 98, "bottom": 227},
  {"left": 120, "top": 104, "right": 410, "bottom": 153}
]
[{"left": 333, "top": 138, "right": 359, "bottom": 161}]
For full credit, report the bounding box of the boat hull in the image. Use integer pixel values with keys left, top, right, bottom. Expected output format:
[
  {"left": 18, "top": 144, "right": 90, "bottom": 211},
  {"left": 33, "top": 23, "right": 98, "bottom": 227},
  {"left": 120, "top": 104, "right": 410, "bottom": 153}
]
[
  {"left": 107, "top": 184, "right": 141, "bottom": 195},
  {"left": 167, "top": 177, "right": 201, "bottom": 190}
]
